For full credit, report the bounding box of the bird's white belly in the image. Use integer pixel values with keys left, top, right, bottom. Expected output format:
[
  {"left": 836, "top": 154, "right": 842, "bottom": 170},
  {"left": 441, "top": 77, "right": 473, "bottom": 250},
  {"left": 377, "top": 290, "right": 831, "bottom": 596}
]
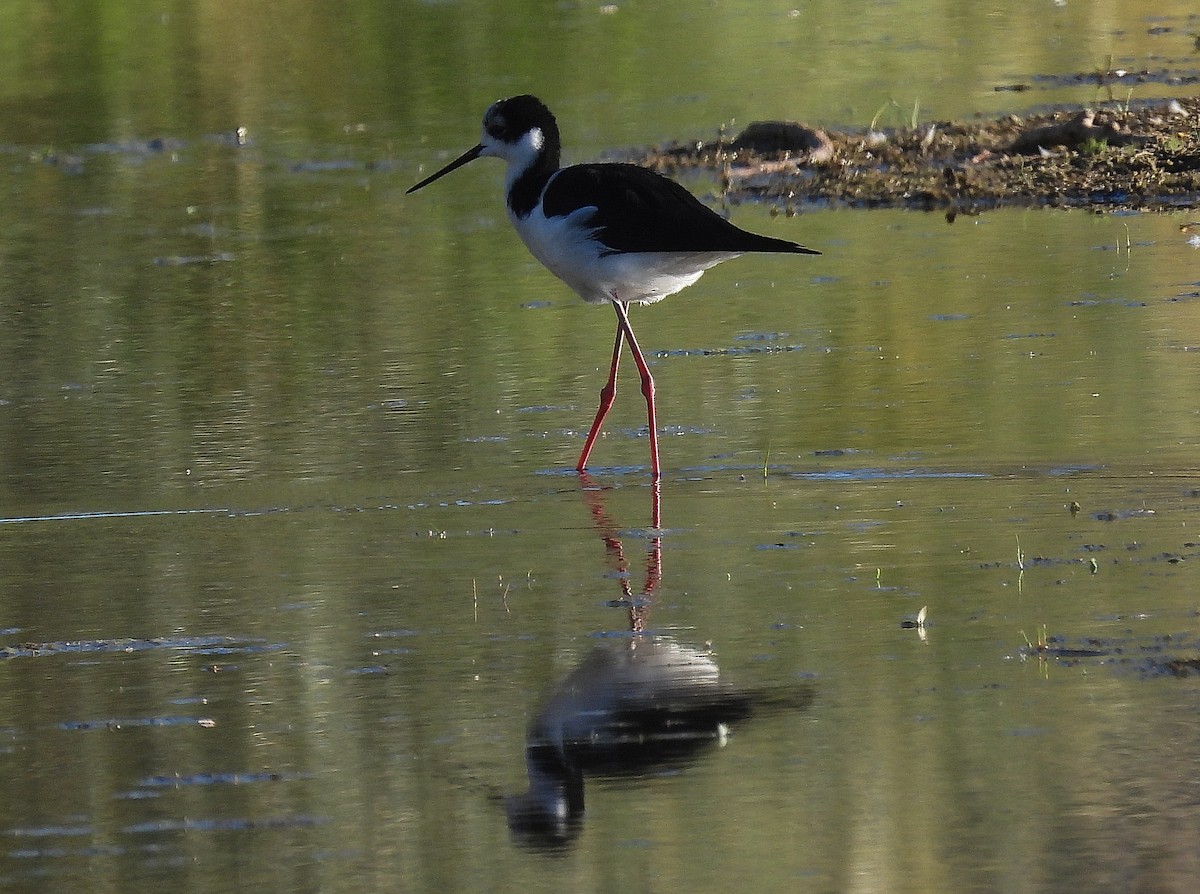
[{"left": 510, "top": 206, "right": 740, "bottom": 305}]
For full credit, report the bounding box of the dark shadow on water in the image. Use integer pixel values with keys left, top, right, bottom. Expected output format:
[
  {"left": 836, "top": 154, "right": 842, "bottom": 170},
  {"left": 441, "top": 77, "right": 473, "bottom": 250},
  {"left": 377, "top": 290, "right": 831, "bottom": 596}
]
[{"left": 504, "top": 472, "right": 813, "bottom": 853}]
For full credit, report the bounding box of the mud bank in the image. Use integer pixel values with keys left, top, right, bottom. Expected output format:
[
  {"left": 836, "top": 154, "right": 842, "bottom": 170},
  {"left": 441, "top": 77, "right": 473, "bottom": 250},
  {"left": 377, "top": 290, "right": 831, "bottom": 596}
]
[{"left": 633, "top": 97, "right": 1200, "bottom": 215}]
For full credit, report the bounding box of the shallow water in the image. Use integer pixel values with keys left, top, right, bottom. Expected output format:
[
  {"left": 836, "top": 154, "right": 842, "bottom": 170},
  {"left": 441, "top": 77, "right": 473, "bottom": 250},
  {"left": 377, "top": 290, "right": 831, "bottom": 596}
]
[{"left": 3, "top": 2, "right": 1200, "bottom": 892}]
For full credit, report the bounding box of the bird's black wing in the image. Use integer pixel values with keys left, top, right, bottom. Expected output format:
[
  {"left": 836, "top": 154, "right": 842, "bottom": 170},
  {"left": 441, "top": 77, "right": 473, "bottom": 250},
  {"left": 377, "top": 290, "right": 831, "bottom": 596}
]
[{"left": 541, "top": 163, "right": 819, "bottom": 255}]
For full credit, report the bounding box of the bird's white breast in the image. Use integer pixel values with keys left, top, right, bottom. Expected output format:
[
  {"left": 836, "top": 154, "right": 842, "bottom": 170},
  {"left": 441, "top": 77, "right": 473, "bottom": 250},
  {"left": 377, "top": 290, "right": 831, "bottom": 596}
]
[{"left": 508, "top": 197, "right": 740, "bottom": 306}]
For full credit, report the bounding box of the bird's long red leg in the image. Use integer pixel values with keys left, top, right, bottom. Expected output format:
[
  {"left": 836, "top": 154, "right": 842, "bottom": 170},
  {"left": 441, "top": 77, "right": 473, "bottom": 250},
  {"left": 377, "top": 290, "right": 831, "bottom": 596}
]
[
  {"left": 611, "top": 300, "right": 660, "bottom": 479},
  {"left": 576, "top": 321, "right": 623, "bottom": 472}
]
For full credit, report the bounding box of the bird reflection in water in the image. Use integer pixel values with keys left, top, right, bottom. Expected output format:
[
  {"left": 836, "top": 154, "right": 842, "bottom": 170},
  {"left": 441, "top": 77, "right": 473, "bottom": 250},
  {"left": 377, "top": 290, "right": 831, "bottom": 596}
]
[{"left": 505, "top": 474, "right": 813, "bottom": 851}]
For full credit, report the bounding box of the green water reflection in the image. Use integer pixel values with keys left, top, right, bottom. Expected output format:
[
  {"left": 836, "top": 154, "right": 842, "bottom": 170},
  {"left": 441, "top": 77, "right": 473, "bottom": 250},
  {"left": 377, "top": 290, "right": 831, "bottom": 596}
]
[
  {"left": 4, "top": 0, "right": 1200, "bottom": 146},
  {"left": 3, "top": 1, "right": 1200, "bottom": 892}
]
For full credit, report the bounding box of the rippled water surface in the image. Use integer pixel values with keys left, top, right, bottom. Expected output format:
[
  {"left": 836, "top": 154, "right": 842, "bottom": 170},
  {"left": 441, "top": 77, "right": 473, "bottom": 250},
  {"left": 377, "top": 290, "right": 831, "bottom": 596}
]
[{"left": 3, "top": 2, "right": 1200, "bottom": 892}]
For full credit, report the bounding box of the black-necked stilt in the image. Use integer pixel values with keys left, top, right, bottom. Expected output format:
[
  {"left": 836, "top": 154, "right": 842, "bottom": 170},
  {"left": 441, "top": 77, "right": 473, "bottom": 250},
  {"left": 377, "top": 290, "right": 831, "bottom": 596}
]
[{"left": 407, "top": 94, "right": 819, "bottom": 478}]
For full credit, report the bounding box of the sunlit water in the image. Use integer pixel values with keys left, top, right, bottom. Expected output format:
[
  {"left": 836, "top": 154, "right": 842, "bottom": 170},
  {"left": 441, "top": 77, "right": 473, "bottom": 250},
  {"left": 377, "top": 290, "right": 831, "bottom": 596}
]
[{"left": 2, "top": 2, "right": 1200, "bottom": 892}]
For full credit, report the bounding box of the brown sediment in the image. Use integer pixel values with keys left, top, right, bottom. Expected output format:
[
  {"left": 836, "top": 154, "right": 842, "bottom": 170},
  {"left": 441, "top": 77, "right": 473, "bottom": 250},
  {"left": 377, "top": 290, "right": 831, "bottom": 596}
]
[{"left": 630, "top": 98, "right": 1200, "bottom": 215}]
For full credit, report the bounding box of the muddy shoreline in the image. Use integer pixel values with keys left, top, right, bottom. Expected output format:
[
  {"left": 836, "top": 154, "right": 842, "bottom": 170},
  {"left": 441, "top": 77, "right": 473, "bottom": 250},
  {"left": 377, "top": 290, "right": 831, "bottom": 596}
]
[{"left": 629, "top": 96, "right": 1200, "bottom": 215}]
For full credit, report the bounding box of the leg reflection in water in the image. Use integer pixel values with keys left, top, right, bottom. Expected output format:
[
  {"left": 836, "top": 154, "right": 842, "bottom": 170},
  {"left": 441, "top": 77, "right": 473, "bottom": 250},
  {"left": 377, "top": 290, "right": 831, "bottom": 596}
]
[{"left": 578, "top": 471, "right": 660, "bottom": 632}]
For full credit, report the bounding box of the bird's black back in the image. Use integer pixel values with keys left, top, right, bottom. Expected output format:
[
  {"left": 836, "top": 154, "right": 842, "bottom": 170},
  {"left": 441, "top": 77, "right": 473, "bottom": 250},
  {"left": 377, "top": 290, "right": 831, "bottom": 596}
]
[{"left": 541, "top": 163, "right": 819, "bottom": 256}]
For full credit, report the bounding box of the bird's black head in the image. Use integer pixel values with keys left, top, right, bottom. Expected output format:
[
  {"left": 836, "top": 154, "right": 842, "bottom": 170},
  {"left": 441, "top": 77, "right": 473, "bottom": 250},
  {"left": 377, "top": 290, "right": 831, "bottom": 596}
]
[
  {"left": 482, "top": 95, "right": 559, "bottom": 148},
  {"left": 406, "top": 94, "right": 562, "bottom": 195}
]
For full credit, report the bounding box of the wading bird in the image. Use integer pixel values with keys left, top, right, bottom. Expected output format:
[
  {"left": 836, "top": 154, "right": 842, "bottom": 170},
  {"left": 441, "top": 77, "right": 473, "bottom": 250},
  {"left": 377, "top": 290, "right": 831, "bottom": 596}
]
[{"left": 407, "top": 95, "right": 818, "bottom": 478}]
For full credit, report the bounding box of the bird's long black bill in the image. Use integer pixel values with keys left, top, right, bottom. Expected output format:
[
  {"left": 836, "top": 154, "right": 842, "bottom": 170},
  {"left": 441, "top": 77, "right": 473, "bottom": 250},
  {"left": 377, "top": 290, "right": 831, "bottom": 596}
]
[{"left": 406, "top": 144, "right": 484, "bottom": 194}]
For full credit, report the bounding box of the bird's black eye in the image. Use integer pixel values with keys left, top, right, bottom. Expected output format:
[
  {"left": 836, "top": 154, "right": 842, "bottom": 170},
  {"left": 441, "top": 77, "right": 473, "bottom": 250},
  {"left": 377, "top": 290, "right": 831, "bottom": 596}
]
[{"left": 485, "top": 115, "right": 507, "bottom": 139}]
